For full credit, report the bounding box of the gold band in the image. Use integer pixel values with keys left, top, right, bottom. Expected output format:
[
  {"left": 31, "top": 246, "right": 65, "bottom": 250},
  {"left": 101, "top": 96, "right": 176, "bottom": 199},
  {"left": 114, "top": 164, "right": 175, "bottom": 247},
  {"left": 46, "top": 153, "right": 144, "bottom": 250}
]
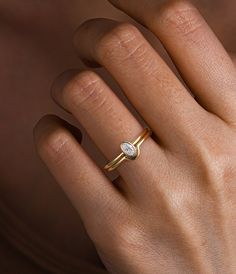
[{"left": 104, "top": 127, "right": 152, "bottom": 172}]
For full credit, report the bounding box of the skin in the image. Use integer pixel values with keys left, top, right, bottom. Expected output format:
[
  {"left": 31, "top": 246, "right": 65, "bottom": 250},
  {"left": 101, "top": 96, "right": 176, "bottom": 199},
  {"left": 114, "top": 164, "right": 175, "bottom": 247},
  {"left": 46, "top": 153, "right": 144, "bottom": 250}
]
[
  {"left": 1, "top": 0, "right": 236, "bottom": 272},
  {"left": 34, "top": 0, "right": 236, "bottom": 273}
]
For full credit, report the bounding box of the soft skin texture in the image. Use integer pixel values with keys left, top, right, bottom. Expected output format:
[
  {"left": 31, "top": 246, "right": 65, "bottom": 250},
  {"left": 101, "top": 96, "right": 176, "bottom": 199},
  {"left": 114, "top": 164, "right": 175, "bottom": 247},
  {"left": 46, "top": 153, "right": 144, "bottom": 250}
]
[
  {"left": 1, "top": 0, "right": 236, "bottom": 271},
  {"left": 33, "top": 0, "right": 236, "bottom": 273}
]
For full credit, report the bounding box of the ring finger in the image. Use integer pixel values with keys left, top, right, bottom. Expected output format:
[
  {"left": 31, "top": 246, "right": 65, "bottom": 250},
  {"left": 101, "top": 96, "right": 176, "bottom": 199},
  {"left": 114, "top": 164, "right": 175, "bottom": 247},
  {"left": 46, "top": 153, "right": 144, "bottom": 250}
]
[
  {"left": 73, "top": 18, "right": 209, "bottom": 151},
  {"left": 51, "top": 70, "right": 163, "bottom": 196}
]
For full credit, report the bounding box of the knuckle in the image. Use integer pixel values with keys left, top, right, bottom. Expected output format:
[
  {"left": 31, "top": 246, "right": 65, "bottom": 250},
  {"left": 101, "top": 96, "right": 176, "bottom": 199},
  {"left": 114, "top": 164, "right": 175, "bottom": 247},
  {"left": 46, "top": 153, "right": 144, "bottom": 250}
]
[
  {"left": 181, "top": 123, "right": 236, "bottom": 200},
  {"left": 158, "top": 0, "right": 203, "bottom": 38},
  {"left": 112, "top": 216, "right": 145, "bottom": 251},
  {"left": 97, "top": 23, "right": 146, "bottom": 63},
  {"left": 206, "top": 152, "right": 236, "bottom": 185},
  {"left": 90, "top": 211, "right": 144, "bottom": 254},
  {"left": 118, "top": 225, "right": 143, "bottom": 248},
  {"left": 63, "top": 71, "right": 105, "bottom": 112},
  {"left": 195, "top": 136, "right": 236, "bottom": 198},
  {"left": 204, "top": 154, "right": 236, "bottom": 205},
  {"left": 108, "top": 222, "right": 145, "bottom": 254}
]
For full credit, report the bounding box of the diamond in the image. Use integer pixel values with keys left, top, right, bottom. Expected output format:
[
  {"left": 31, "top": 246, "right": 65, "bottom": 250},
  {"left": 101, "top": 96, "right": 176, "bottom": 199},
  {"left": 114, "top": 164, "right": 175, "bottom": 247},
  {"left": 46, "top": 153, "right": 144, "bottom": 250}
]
[{"left": 120, "top": 142, "right": 138, "bottom": 159}]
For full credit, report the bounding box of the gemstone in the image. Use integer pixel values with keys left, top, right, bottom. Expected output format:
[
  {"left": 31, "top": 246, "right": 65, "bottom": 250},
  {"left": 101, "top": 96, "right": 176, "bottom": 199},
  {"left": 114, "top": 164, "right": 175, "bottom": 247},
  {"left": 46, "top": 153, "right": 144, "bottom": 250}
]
[{"left": 120, "top": 142, "right": 138, "bottom": 159}]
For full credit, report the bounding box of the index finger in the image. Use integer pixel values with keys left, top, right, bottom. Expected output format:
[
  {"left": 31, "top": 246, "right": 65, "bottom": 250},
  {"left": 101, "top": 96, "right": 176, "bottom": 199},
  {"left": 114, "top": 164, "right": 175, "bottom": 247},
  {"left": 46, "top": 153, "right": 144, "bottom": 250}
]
[{"left": 107, "top": 0, "right": 236, "bottom": 125}]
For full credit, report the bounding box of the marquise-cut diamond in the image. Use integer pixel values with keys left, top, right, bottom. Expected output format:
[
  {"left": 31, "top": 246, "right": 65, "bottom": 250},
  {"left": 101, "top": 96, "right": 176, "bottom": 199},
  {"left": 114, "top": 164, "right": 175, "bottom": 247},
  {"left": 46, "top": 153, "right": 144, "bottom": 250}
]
[{"left": 120, "top": 142, "right": 138, "bottom": 158}]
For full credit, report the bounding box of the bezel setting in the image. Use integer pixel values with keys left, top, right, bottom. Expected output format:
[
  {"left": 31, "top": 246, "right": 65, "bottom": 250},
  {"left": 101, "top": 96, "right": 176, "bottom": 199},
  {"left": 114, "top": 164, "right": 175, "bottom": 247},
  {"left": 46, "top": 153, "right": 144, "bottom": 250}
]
[{"left": 120, "top": 141, "right": 138, "bottom": 160}]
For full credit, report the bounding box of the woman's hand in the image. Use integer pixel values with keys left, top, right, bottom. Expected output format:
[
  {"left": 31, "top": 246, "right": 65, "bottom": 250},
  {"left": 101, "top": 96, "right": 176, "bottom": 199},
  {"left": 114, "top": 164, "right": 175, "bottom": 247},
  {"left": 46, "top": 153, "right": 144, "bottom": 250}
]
[{"left": 34, "top": 1, "right": 236, "bottom": 273}]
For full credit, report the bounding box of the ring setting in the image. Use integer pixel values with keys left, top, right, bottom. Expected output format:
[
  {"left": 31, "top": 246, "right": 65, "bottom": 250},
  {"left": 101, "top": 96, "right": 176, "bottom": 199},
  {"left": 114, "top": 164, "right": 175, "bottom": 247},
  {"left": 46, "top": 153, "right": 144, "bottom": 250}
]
[
  {"left": 120, "top": 141, "right": 139, "bottom": 160},
  {"left": 104, "top": 127, "right": 152, "bottom": 172}
]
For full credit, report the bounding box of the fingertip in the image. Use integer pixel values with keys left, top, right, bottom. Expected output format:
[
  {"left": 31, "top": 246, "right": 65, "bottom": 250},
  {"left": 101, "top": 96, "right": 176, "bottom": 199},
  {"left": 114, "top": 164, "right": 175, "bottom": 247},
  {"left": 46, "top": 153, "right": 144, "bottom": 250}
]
[
  {"left": 50, "top": 69, "right": 81, "bottom": 110},
  {"left": 33, "top": 114, "right": 60, "bottom": 145},
  {"left": 73, "top": 18, "right": 118, "bottom": 67},
  {"left": 33, "top": 115, "right": 83, "bottom": 155}
]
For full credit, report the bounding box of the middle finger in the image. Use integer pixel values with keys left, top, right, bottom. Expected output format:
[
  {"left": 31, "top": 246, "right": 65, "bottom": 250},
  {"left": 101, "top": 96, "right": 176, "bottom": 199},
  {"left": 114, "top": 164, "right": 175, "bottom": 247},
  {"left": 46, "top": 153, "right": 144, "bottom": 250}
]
[
  {"left": 74, "top": 18, "right": 209, "bottom": 150},
  {"left": 52, "top": 70, "right": 163, "bottom": 196}
]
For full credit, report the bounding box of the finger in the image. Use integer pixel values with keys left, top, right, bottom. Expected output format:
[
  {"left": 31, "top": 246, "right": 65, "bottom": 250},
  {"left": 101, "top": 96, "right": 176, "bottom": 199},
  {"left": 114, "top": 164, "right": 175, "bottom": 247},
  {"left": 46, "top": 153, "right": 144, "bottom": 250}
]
[
  {"left": 51, "top": 70, "right": 163, "bottom": 196},
  {"left": 230, "top": 53, "right": 236, "bottom": 68},
  {"left": 107, "top": 0, "right": 236, "bottom": 125},
  {"left": 73, "top": 19, "right": 207, "bottom": 150},
  {"left": 33, "top": 115, "right": 126, "bottom": 238}
]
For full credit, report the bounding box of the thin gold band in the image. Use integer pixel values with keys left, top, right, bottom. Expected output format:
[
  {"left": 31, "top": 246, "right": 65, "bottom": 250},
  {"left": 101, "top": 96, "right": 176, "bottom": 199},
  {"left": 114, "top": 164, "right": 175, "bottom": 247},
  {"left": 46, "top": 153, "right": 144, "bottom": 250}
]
[{"left": 104, "top": 127, "right": 152, "bottom": 172}]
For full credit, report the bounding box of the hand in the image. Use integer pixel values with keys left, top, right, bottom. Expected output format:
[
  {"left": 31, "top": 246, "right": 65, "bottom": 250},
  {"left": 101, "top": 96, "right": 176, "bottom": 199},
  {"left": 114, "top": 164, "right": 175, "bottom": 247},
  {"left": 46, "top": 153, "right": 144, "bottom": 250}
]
[{"left": 34, "top": 1, "right": 236, "bottom": 273}]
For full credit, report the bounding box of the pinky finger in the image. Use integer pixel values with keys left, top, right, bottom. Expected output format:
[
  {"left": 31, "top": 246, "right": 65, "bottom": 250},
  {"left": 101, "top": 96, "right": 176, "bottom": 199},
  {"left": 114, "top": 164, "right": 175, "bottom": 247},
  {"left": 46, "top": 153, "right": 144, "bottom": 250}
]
[{"left": 33, "top": 115, "right": 126, "bottom": 242}]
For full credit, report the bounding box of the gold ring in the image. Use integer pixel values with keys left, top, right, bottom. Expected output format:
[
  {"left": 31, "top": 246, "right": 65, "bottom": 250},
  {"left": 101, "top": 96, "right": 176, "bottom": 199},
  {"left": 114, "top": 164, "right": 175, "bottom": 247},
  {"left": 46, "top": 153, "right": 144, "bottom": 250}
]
[{"left": 104, "top": 127, "right": 152, "bottom": 172}]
